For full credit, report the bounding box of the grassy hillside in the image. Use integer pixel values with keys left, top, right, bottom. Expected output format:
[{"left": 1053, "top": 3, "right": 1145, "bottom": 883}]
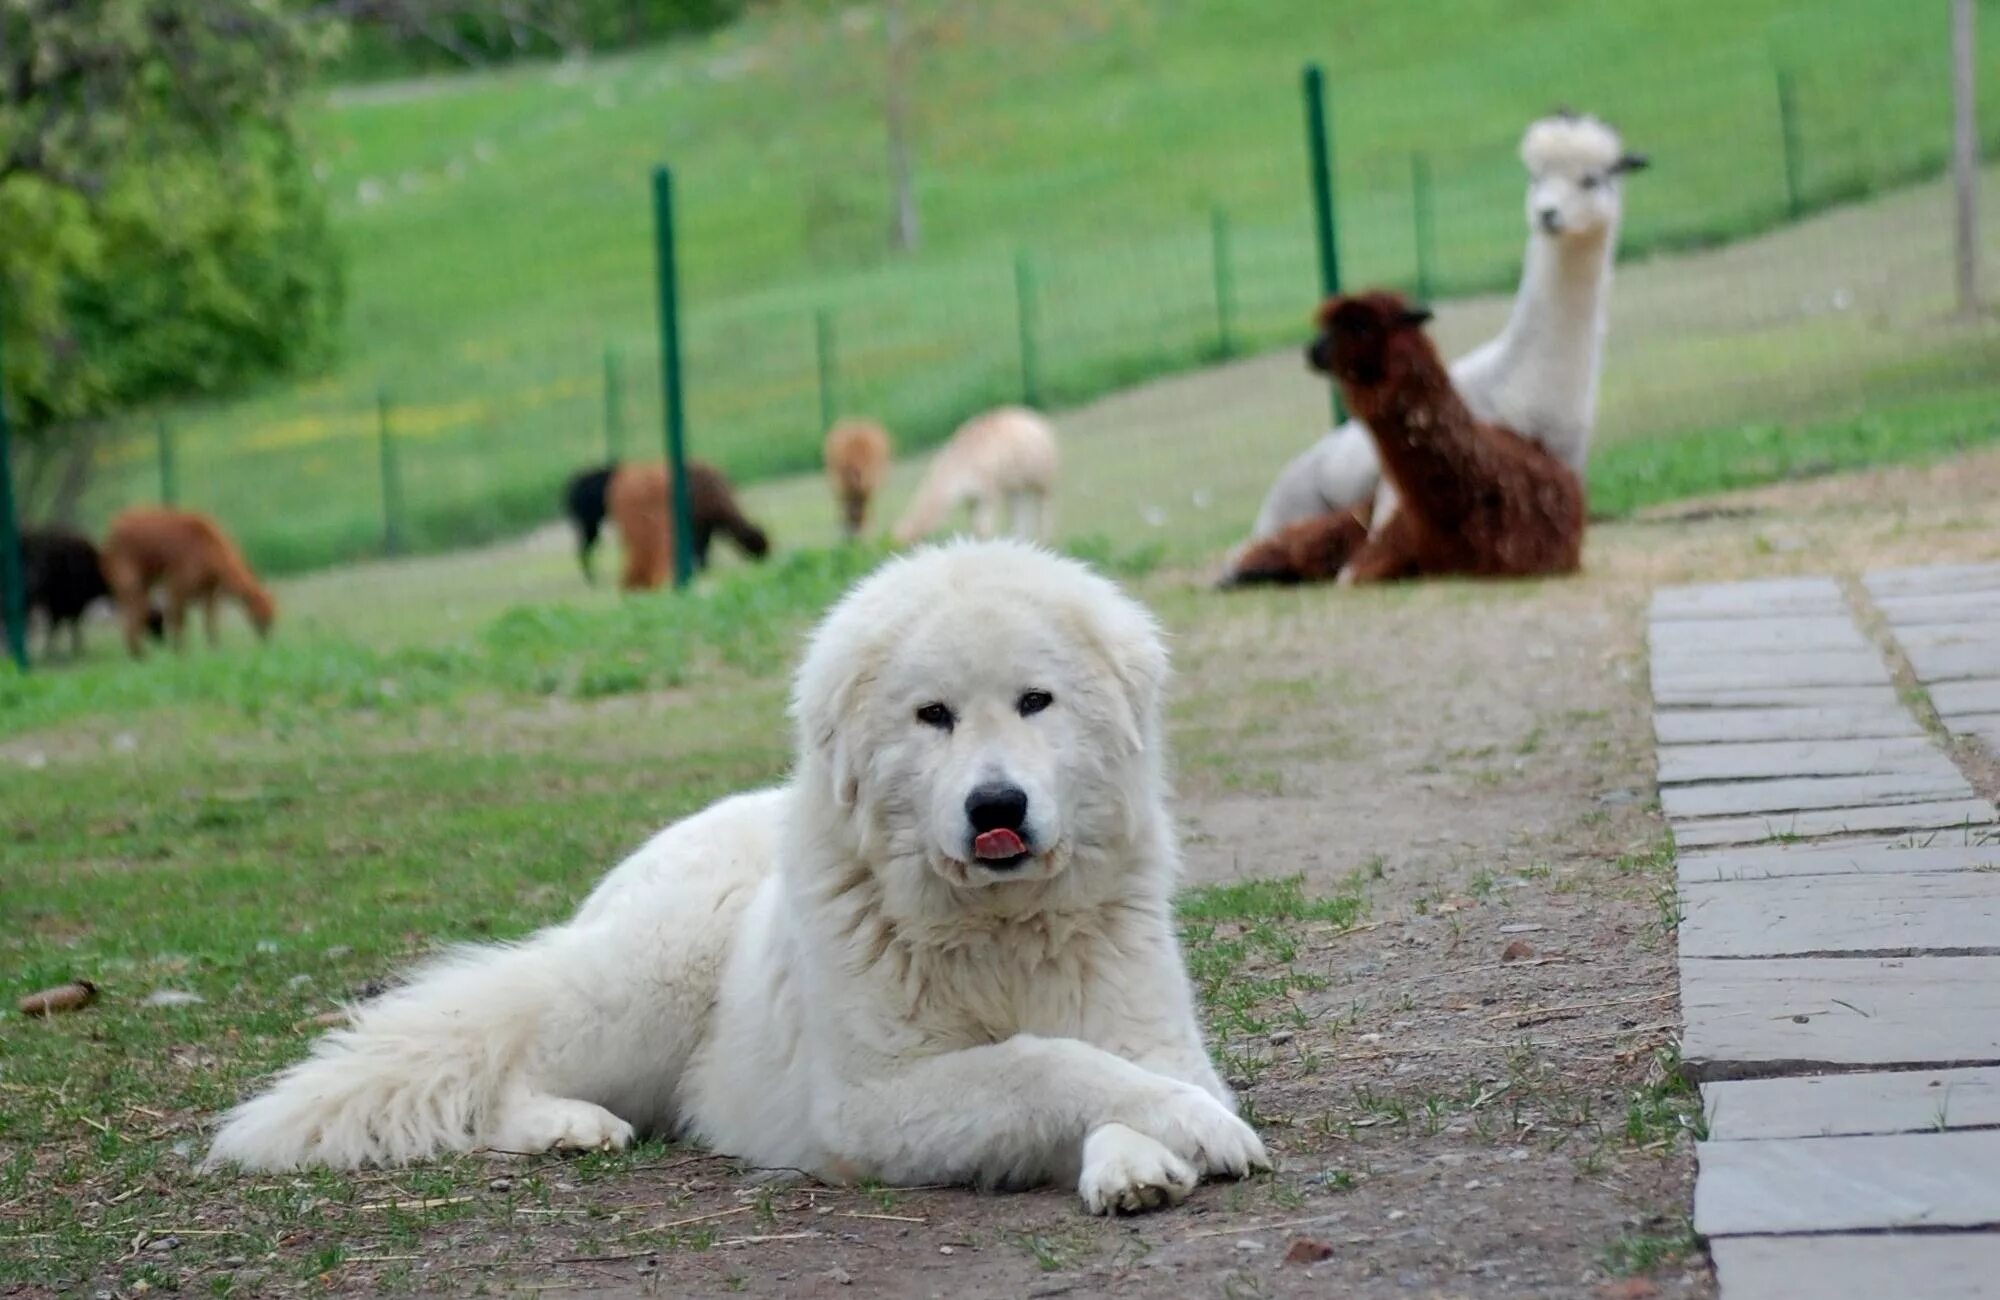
[{"left": 77, "top": 0, "right": 2000, "bottom": 572}]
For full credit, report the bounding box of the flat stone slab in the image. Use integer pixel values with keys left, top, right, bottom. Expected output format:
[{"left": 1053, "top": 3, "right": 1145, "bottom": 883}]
[
  {"left": 1650, "top": 651, "right": 1891, "bottom": 693},
  {"left": 1651, "top": 683, "right": 1903, "bottom": 710},
  {"left": 1931, "top": 678, "right": 2000, "bottom": 718},
  {"left": 1670, "top": 798, "right": 1997, "bottom": 849},
  {"left": 1711, "top": 1233, "right": 2000, "bottom": 1300},
  {"left": 1866, "top": 561, "right": 2000, "bottom": 597},
  {"left": 1681, "top": 871, "right": 2000, "bottom": 957},
  {"left": 1893, "top": 621, "right": 2000, "bottom": 648},
  {"left": 1873, "top": 591, "right": 2000, "bottom": 625},
  {"left": 1693, "top": 1129, "right": 2000, "bottom": 1234},
  {"left": 1663, "top": 770, "right": 1970, "bottom": 820},
  {"left": 1681, "top": 955, "right": 2000, "bottom": 1074},
  {"left": 1657, "top": 737, "right": 1949, "bottom": 784},
  {"left": 1653, "top": 706, "right": 1922, "bottom": 745},
  {"left": 1651, "top": 577, "right": 1847, "bottom": 621},
  {"left": 1703, "top": 1066, "right": 2000, "bottom": 1139},
  {"left": 1679, "top": 838, "right": 2000, "bottom": 883},
  {"left": 1903, "top": 639, "right": 2000, "bottom": 683},
  {"left": 1648, "top": 616, "right": 1871, "bottom": 655}
]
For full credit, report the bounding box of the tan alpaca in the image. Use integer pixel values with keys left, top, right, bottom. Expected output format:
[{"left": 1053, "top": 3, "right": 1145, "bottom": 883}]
[
  {"left": 891, "top": 407, "right": 1057, "bottom": 546},
  {"left": 823, "top": 419, "right": 893, "bottom": 538},
  {"left": 101, "top": 508, "right": 276, "bottom": 658}
]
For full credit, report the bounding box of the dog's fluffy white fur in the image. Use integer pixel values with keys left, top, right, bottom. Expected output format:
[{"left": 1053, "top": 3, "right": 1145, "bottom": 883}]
[
  {"left": 206, "top": 539, "right": 1266, "bottom": 1214},
  {"left": 891, "top": 407, "right": 1057, "bottom": 545}
]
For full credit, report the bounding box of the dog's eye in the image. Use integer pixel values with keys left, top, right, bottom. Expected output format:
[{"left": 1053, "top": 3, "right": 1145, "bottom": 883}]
[
  {"left": 1017, "top": 690, "right": 1054, "bottom": 717},
  {"left": 1580, "top": 174, "right": 1600, "bottom": 190},
  {"left": 915, "top": 702, "right": 955, "bottom": 731}
]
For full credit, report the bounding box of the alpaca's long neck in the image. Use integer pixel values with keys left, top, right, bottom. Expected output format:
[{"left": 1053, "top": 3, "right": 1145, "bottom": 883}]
[{"left": 1479, "top": 225, "right": 1616, "bottom": 468}]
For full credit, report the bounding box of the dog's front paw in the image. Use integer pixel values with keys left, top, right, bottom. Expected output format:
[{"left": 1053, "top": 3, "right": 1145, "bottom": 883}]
[
  {"left": 1147, "top": 1085, "right": 1271, "bottom": 1179},
  {"left": 491, "top": 1096, "right": 635, "bottom": 1156},
  {"left": 1078, "top": 1122, "right": 1197, "bottom": 1215}
]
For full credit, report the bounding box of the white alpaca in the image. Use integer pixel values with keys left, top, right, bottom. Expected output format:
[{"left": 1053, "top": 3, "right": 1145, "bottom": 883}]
[
  {"left": 892, "top": 407, "right": 1057, "bottom": 545},
  {"left": 1245, "top": 112, "right": 1646, "bottom": 545}
]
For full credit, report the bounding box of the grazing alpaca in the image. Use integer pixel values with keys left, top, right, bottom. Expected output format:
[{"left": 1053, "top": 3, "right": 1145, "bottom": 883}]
[
  {"left": 1216, "top": 504, "right": 1371, "bottom": 589},
  {"left": 1309, "top": 291, "right": 1584, "bottom": 583},
  {"left": 13, "top": 527, "right": 162, "bottom": 659},
  {"left": 823, "top": 419, "right": 893, "bottom": 538},
  {"left": 606, "top": 460, "right": 770, "bottom": 591},
  {"left": 1237, "top": 112, "right": 1643, "bottom": 569},
  {"left": 891, "top": 407, "right": 1056, "bottom": 545},
  {"left": 562, "top": 465, "right": 617, "bottom": 584},
  {"left": 101, "top": 509, "right": 276, "bottom": 657}
]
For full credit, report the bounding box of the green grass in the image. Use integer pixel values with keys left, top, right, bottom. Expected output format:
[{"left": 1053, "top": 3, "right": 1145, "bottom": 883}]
[{"left": 70, "top": 0, "right": 2000, "bottom": 574}]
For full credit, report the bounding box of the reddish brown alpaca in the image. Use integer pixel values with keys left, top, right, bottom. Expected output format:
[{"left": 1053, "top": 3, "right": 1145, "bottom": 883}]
[
  {"left": 1308, "top": 291, "right": 1585, "bottom": 584},
  {"left": 607, "top": 461, "right": 771, "bottom": 591},
  {"left": 101, "top": 508, "right": 276, "bottom": 658},
  {"left": 1221, "top": 503, "right": 1371, "bottom": 587}
]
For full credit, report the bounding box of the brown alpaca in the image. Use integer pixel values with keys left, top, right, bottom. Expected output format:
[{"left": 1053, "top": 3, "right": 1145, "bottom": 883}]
[
  {"left": 606, "top": 460, "right": 771, "bottom": 591},
  {"left": 1307, "top": 291, "right": 1585, "bottom": 584},
  {"left": 100, "top": 508, "right": 276, "bottom": 658},
  {"left": 823, "top": 419, "right": 892, "bottom": 538},
  {"left": 1219, "top": 503, "right": 1371, "bottom": 588}
]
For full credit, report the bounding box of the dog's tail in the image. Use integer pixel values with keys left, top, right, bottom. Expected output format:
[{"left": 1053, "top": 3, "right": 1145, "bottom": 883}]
[
  {"left": 203, "top": 941, "right": 558, "bottom": 1171},
  {"left": 564, "top": 465, "right": 617, "bottom": 584}
]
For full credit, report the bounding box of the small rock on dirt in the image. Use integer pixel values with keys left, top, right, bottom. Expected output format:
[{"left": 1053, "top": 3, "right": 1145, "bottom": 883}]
[
  {"left": 1597, "top": 1281, "right": 1659, "bottom": 1300},
  {"left": 1502, "top": 939, "right": 1536, "bottom": 962},
  {"left": 824, "top": 1265, "right": 853, "bottom": 1285},
  {"left": 1283, "top": 1237, "right": 1335, "bottom": 1266},
  {"left": 18, "top": 980, "right": 97, "bottom": 1016}
]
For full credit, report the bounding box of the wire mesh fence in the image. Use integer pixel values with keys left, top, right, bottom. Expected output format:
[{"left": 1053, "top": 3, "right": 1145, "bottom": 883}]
[{"left": 61, "top": 0, "right": 2000, "bottom": 576}]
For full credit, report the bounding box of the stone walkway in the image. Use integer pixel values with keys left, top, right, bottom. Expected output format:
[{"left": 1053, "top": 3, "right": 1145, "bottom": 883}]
[{"left": 1649, "top": 568, "right": 2000, "bottom": 1300}]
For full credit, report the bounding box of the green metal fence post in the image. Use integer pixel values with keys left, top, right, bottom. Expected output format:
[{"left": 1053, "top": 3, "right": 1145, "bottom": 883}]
[
  {"left": 1411, "top": 151, "right": 1437, "bottom": 302},
  {"left": 0, "top": 325, "right": 26, "bottom": 671},
  {"left": 1775, "top": 63, "right": 1805, "bottom": 219},
  {"left": 651, "top": 165, "right": 696, "bottom": 591},
  {"left": 1210, "top": 206, "right": 1234, "bottom": 358},
  {"left": 815, "top": 308, "right": 838, "bottom": 433},
  {"left": 376, "top": 389, "right": 404, "bottom": 556},
  {"left": 156, "top": 416, "right": 177, "bottom": 506},
  {"left": 1014, "top": 251, "right": 1040, "bottom": 408},
  {"left": 1302, "top": 63, "right": 1344, "bottom": 422},
  {"left": 603, "top": 346, "right": 624, "bottom": 462}
]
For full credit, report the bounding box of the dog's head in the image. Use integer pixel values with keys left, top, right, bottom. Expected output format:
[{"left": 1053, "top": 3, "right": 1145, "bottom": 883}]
[
  {"left": 1305, "top": 290, "right": 1435, "bottom": 388},
  {"left": 793, "top": 539, "right": 1168, "bottom": 895}
]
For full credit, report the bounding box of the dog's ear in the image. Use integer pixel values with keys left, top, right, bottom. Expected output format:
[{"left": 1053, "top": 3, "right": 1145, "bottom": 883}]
[
  {"left": 1066, "top": 598, "right": 1169, "bottom": 758},
  {"left": 1399, "top": 305, "right": 1434, "bottom": 328},
  {"left": 794, "top": 633, "right": 878, "bottom": 810}
]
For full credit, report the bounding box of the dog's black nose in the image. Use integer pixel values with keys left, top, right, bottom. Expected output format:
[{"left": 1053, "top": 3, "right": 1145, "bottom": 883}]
[
  {"left": 1537, "top": 207, "right": 1562, "bottom": 234},
  {"left": 965, "top": 783, "right": 1029, "bottom": 833}
]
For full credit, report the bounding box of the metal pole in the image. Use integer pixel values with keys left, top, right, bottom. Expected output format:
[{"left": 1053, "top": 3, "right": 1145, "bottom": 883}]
[
  {"left": 1775, "top": 64, "right": 1805, "bottom": 219},
  {"left": 1302, "top": 63, "right": 1344, "bottom": 422},
  {"left": 377, "top": 389, "right": 403, "bottom": 556},
  {"left": 1953, "top": 0, "right": 1981, "bottom": 315},
  {"left": 1210, "top": 206, "right": 1234, "bottom": 358},
  {"left": 815, "top": 308, "right": 837, "bottom": 433},
  {"left": 1411, "top": 151, "right": 1436, "bottom": 303},
  {"left": 156, "top": 416, "right": 177, "bottom": 506},
  {"left": 1014, "top": 251, "right": 1040, "bottom": 407},
  {"left": 603, "top": 346, "right": 623, "bottom": 462},
  {"left": 0, "top": 324, "right": 26, "bottom": 671},
  {"left": 651, "top": 166, "right": 696, "bottom": 590}
]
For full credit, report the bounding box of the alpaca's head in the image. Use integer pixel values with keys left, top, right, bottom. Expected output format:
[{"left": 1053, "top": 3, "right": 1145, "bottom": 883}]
[
  {"left": 1306, "top": 291, "right": 1437, "bottom": 389},
  {"left": 1519, "top": 110, "right": 1647, "bottom": 242}
]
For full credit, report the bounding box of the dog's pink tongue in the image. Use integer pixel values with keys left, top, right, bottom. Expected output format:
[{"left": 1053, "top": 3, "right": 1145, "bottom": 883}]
[{"left": 974, "top": 828, "right": 1027, "bottom": 860}]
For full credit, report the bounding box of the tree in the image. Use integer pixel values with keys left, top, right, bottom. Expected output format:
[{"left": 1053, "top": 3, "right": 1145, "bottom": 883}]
[
  {"left": 1, "top": 0, "right": 343, "bottom": 515},
  {"left": 776, "top": 0, "right": 1141, "bottom": 257}
]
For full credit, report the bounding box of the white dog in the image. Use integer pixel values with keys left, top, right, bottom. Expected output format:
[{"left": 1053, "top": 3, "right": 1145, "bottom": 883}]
[
  {"left": 891, "top": 407, "right": 1057, "bottom": 545},
  {"left": 206, "top": 540, "right": 1267, "bottom": 1214}
]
